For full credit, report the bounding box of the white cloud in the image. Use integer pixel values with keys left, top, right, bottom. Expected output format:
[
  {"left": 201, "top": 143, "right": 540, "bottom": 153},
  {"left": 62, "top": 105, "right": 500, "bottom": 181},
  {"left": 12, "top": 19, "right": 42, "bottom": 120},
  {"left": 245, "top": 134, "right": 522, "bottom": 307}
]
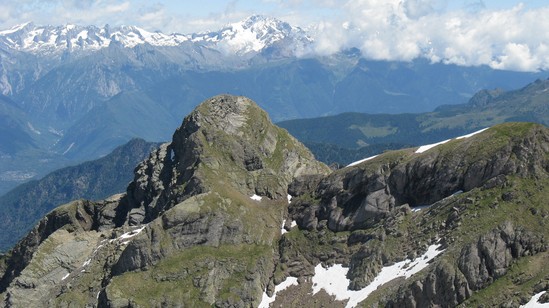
[{"left": 309, "top": 0, "right": 549, "bottom": 71}]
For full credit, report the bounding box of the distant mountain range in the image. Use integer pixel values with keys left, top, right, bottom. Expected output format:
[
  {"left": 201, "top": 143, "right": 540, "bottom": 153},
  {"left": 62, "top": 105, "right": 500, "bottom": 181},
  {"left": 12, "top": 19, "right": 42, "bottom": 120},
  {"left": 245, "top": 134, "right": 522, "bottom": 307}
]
[
  {"left": 0, "top": 15, "right": 310, "bottom": 55},
  {"left": 0, "top": 15, "right": 310, "bottom": 66},
  {"left": 0, "top": 138, "right": 159, "bottom": 251},
  {"left": 280, "top": 78, "right": 549, "bottom": 154},
  {"left": 0, "top": 15, "right": 547, "bottom": 195}
]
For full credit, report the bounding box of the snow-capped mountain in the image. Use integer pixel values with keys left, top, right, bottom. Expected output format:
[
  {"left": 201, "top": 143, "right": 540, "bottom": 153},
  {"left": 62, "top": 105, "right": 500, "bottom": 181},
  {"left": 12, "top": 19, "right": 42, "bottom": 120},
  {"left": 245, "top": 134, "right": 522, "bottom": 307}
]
[
  {"left": 191, "top": 15, "right": 313, "bottom": 56},
  {"left": 0, "top": 15, "right": 312, "bottom": 57},
  {"left": 0, "top": 22, "right": 189, "bottom": 54}
]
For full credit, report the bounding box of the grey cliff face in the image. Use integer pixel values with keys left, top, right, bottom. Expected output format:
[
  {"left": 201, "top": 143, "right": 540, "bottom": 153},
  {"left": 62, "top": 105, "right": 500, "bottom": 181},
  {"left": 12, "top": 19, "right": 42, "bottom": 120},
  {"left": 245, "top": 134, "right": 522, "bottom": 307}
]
[{"left": 290, "top": 124, "right": 549, "bottom": 232}]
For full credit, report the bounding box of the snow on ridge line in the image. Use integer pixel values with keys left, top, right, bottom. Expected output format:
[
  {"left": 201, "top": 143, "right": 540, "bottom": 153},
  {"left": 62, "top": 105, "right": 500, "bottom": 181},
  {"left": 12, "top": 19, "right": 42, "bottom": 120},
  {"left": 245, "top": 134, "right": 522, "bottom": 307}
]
[
  {"left": 415, "top": 139, "right": 451, "bottom": 154},
  {"left": 346, "top": 155, "right": 378, "bottom": 167},
  {"left": 456, "top": 127, "right": 489, "bottom": 139},
  {"left": 312, "top": 243, "right": 445, "bottom": 308},
  {"left": 258, "top": 276, "right": 299, "bottom": 308},
  {"left": 415, "top": 127, "right": 490, "bottom": 154}
]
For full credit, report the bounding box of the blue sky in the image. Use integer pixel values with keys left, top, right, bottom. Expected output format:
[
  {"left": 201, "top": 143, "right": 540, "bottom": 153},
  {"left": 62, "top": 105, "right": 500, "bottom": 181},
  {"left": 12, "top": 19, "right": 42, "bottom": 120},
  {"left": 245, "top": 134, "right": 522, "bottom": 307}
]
[
  {"left": 1, "top": 0, "right": 547, "bottom": 33},
  {"left": 1, "top": 1, "right": 548, "bottom": 71}
]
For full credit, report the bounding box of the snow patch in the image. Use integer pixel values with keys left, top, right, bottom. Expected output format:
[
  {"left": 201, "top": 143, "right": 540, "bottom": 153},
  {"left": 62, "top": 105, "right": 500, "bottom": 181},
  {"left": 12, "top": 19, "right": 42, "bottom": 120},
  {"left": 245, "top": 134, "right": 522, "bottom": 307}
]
[
  {"left": 415, "top": 139, "right": 451, "bottom": 153},
  {"left": 456, "top": 128, "right": 489, "bottom": 139},
  {"left": 48, "top": 127, "right": 64, "bottom": 136},
  {"left": 411, "top": 205, "right": 431, "bottom": 212},
  {"left": 258, "top": 276, "right": 299, "bottom": 308},
  {"left": 61, "top": 273, "right": 70, "bottom": 281},
  {"left": 347, "top": 155, "right": 378, "bottom": 167},
  {"left": 82, "top": 259, "right": 91, "bottom": 267},
  {"left": 250, "top": 194, "right": 262, "bottom": 201},
  {"left": 521, "top": 291, "right": 549, "bottom": 307},
  {"left": 287, "top": 194, "right": 293, "bottom": 204},
  {"left": 312, "top": 243, "right": 444, "bottom": 308},
  {"left": 415, "top": 127, "right": 490, "bottom": 153},
  {"left": 281, "top": 220, "right": 298, "bottom": 235},
  {"left": 110, "top": 225, "right": 147, "bottom": 244},
  {"left": 119, "top": 225, "right": 146, "bottom": 241}
]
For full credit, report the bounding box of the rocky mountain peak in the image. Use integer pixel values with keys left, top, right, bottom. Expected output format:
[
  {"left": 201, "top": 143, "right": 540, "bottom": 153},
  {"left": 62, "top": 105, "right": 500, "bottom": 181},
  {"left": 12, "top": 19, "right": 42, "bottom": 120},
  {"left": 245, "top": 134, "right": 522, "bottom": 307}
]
[
  {"left": 1, "top": 95, "right": 548, "bottom": 307},
  {"left": 0, "top": 95, "right": 330, "bottom": 306},
  {"left": 124, "top": 95, "right": 330, "bottom": 224}
]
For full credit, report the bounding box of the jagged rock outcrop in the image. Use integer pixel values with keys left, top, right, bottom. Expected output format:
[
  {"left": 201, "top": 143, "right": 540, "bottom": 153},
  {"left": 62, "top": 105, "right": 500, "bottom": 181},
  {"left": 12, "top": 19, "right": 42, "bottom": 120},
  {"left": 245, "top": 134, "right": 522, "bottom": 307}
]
[
  {"left": 458, "top": 221, "right": 547, "bottom": 291},
  {"left": 0, "top": 95, "right": 330, "bottom": 307},
  {"left": 384, "top": 221, "right": 547, "bottom": 307},
  {"left": 277, "top": 122, "right": 549, "bottom": 307}
]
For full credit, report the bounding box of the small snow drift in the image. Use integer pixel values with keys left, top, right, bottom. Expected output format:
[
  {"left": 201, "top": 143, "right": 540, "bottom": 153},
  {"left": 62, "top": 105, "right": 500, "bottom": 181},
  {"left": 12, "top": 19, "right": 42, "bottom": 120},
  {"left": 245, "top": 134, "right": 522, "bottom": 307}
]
[
  {"left": 258, "top": 276, "right": 299, "bottom": 308},
  {"left": 456, "top": 128, "right": 489, "bottom": 139},
  {"left": 521, "top": 291, "right": 549, "bottom": 308},
  {"left": 415, "top": 139, "right": 451, "bottom": 154},
  {"left": 250, "top": 194, "right": 262, "bottom": 201}
]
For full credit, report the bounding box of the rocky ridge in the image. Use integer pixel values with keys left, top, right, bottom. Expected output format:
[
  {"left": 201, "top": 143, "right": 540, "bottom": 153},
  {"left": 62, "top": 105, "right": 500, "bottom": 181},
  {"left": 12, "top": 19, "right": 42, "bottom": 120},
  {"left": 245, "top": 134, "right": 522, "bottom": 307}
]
[
  {"left": 0, "top": 95, "right": 329, "bottom": 307},
  {"left": 0, "top": 96, "right": 548, "bottom": 307},
  {"left": 278, "top": 122, "right": 549, "bottom": 307}
]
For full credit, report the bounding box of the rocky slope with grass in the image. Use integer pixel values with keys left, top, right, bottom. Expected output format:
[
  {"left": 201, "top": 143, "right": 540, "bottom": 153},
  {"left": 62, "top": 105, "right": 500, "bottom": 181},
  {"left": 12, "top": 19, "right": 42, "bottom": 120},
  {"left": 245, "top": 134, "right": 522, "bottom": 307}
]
[
  {"left": 0, "top": 95, "right": 330, "bottom": 307},
  {"left": 0, "top": 96, "right": 548, "bottom": 307},
  {"left": 0, "top": 138, "right": 161, "bottom": 252}
]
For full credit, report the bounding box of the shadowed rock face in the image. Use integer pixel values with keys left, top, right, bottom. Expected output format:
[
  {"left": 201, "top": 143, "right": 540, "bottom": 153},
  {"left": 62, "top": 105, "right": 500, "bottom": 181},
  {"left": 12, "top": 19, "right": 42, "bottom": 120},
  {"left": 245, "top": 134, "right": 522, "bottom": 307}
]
[{"left": 290, "top": 123, "right": 549, "bottom": 232}]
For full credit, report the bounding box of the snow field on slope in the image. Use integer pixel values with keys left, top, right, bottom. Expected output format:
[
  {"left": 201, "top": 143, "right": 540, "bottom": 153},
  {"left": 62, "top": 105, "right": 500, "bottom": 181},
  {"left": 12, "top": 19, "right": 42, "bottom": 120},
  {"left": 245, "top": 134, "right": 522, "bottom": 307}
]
[
  {"left": 260, "top": 242, "right": 444, "bottom": 307},
  {"left": 311, "top": 243, "right": 444, "bottom": 308},
  {"left": 258, "top": 276, "right": 299, "bottom": 308}
]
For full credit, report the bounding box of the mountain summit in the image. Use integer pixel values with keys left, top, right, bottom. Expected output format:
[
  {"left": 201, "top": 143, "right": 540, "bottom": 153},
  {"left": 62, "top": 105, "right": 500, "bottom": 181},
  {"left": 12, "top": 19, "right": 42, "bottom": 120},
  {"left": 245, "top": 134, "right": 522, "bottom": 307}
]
[
  {"left": 0, "top": 95, "right": 329, "bottom": 307},
  {"left": 1, "top": 97, "right": 548, "bottom": 307}
]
